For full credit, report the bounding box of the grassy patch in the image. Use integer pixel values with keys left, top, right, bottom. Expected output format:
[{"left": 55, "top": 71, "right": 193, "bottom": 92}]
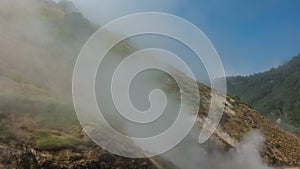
[{"left": 34, "top": 130, "right": 84, "bottom": 151}]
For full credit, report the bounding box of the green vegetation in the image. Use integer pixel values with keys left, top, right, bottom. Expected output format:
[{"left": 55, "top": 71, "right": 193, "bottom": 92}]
[
  {"left": 227, "top": 54, "right": 300, "bottom": 135},
  {"left": 34, "top": 130, "right": 83, "bottom": 151}
]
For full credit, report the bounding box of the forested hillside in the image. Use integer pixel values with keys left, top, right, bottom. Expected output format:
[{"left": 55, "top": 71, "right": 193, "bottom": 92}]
[{"left": 227, "top": 54, "right": 300, "bottom": 135}]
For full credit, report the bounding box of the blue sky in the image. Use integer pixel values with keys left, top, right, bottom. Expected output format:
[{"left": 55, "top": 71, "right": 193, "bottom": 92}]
[
  {"left": 65, "top": 0, "right": 300, "bottom": 76},
  {"left": 174, "top": 0, "right": 300, "bottom": 75}
]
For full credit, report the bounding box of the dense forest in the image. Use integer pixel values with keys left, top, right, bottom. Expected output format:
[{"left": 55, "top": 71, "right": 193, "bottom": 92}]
[{"left": 227, "top": 54, "right": 300, "bottom": 135}]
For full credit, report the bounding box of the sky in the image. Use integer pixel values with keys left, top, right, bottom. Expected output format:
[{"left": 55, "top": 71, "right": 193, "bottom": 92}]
[{"left": 59, "top": 0, "right": 300, "bottom": 76}]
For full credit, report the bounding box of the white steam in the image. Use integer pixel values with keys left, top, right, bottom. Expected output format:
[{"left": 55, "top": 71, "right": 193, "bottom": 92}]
[
  {"left": 0, "top": 0, "right": 77, "bottom": 99},
  {"left": 162, "top": 129, "right": 273, "bottom": 169},
  {"left": 0, "top": 1, "right": 275, "bottom": 168}
]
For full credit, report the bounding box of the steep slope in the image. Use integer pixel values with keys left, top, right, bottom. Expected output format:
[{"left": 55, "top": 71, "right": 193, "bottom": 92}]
[
  {"left": 0, "top": 0, "right": 97, "bottom": 100},
  {"left": 164, "top": 73, "right": 300, "bottom": 168},
  {"left": 1, "top": 67, "right": 300, "bottom": 168},
  {"left": 0, "top": 0, "right": 162, "bottom": 168},
  {"left": 0, "top": 0, "right": 299, "bottom": 168},
  {"left": 227, "top": 54, "right": 300, "bottom": 135}
]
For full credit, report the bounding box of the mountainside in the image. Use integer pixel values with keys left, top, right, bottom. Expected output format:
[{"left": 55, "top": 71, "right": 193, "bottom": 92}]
[
  {"left": 227, "top": 54, "right": 300, "bottom": 135},
  {"left": 0, "top": 0, "right": 157, "bottom": 168},
  {"left": 165, "top": 73, "right": 300, "bottom": 168},
  {"left": 0, "top": 0, "right": 97, "bottom": 100},
  {"left": 0, "top": 0, "right": 299, "bottom": 168},
  {"left": 1, "top": 69, "right": 300, "bottom": 168}
]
